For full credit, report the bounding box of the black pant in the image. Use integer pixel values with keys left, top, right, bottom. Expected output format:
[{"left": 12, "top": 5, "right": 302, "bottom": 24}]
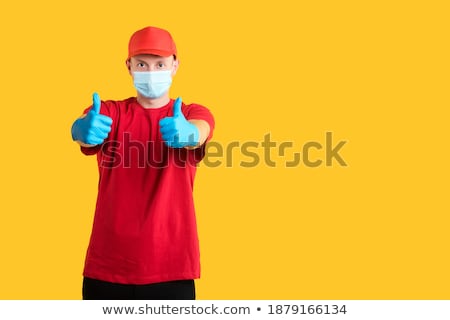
[{"left": 83, "top": 277, "right": 195, "bottom": 300}]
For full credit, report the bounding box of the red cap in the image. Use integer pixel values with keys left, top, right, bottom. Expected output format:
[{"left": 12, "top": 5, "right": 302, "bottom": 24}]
[{"left": 127, "top": 26, "right": 177, "bottom": 59}]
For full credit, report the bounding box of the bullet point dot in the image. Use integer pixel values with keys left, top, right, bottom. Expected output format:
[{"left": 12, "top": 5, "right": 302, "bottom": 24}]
[{"left": 257, "top": 307, "right": 261, "bottom": 311}]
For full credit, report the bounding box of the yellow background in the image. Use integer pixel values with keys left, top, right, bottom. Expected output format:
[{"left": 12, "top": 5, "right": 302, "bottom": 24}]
[{"left": 0, "top": 0, "right": 449, "bottom": 299}]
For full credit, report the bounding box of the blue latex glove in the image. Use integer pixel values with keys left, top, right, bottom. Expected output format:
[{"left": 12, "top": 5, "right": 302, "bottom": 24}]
[
  {"left": 159, "top": 97, "right": 199, "bottom": 148},
  {"left": 71, "top": 93, "right": 113, "bottom": 145}
]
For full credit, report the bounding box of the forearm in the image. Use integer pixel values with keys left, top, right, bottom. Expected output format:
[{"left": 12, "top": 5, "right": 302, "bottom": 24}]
[
  {"left": 187, "top": 119, "right": 210, "bottom": 149},
  {"left": 77, "top": 141, "right": 97, "bottom": 148}
]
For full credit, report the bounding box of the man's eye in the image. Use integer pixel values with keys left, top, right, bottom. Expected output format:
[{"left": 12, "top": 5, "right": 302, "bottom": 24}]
[
  {"left": 158, "top": 63, "right": 164, "bottom": 68},
  {"left": 137, "top": 63, "right": 145, "bottom": 67}
]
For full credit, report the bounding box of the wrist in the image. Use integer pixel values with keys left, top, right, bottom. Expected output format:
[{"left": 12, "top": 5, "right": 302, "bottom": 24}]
[{"left": 186, "top": 123, "right": 200, "bottom": 146}]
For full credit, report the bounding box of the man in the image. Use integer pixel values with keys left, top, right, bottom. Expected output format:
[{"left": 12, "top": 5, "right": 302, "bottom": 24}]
[{"left": 71, "top": 26, "right": 215, "bottom": 300}]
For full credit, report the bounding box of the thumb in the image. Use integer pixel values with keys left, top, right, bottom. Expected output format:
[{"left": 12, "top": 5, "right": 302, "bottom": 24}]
[
  {"left": 91, "top": 92, "right": 101, "bottom": 114},
  {"left": 173, "top": 97, "right": 182, "bottom": 118}
]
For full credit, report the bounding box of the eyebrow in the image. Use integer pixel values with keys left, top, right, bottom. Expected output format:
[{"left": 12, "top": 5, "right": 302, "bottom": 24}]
[{"left": 135, "top": 58, "right": 167, "bottom": 64}]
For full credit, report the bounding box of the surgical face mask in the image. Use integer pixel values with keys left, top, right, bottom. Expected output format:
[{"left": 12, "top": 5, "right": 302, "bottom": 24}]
[{"left": 133, "top": 70, "right": 172, "bottom": 99}]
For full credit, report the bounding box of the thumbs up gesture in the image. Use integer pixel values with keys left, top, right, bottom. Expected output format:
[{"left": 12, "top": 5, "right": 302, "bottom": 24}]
[
  {"left": 71, "top": 93, "right": 113, "bottom": 146},
  {"left": 159, "top": 97, "right": 199, "bottom": 148}
]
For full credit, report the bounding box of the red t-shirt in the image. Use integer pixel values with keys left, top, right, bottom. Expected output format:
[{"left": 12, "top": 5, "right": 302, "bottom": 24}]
[{"left": 79, "top": 97, "right": 215, "bottom": 285}]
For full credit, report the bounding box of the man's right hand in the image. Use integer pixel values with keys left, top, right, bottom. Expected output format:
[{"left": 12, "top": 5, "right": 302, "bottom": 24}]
[{"left": 71, "top": 93, "right": 113, "bottom": 146}]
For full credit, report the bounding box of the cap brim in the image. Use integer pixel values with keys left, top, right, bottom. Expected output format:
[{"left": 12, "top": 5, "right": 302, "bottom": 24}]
[{"left": 128, "top": 49, "right": 175, "bottom": 59}]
